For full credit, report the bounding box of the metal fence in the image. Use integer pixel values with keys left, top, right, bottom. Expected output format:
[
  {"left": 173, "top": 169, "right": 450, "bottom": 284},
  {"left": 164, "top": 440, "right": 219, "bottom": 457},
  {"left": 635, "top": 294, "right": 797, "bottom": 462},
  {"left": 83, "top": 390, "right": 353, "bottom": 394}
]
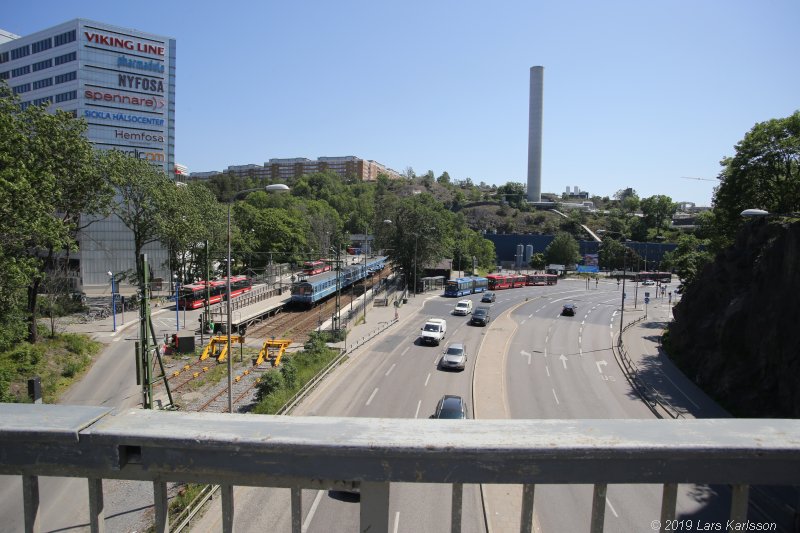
[{"left": 2, "top": 404, "right": 798, "bottom": 533}]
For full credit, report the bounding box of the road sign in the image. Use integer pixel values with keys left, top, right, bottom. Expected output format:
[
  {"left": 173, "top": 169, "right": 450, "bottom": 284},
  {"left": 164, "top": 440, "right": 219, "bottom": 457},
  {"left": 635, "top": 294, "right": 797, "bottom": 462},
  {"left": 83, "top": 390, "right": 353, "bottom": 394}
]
[
  {"left": 644, "top": 297, "right": 650, "bottom": 304},
  {"left": 644, "top": 292, "right": 650, "bottom": 298}
]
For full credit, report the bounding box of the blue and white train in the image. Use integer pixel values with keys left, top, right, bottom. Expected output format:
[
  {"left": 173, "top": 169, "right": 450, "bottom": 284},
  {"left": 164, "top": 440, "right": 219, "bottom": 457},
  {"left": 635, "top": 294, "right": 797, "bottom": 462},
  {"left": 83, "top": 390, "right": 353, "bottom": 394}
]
[
  {"left": 291, "top": 256, "right": 387, "bottom": 306},
  {"left": 443, "top": 276, "right": 489, "bottom": 297}
]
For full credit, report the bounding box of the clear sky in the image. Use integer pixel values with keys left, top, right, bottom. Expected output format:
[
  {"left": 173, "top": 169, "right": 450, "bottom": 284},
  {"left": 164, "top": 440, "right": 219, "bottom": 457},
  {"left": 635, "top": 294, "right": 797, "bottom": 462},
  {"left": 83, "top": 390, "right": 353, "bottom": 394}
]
[{"left": 3, "top": 1, "right": 798, "bottom": 206}]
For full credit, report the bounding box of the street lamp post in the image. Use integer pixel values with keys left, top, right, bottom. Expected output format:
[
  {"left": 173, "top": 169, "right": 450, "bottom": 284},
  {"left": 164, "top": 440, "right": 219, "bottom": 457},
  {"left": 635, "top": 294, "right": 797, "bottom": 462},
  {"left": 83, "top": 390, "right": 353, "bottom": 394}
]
[
  {"left": 108, "top": 272, "right": 116, "bottom": 333},
  {"left": 225, "top": 184, "right": 289, "bottom": 413},
  {"left": 174, "top": 274, "right": 180, "bottom": 331}
]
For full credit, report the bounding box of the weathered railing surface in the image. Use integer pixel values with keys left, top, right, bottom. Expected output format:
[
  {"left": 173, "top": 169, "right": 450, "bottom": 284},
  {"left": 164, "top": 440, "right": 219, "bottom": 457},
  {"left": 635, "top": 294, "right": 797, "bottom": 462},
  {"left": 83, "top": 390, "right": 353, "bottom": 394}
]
[{"left": 1, "top": 404, "right": 799, "bottom": 533}]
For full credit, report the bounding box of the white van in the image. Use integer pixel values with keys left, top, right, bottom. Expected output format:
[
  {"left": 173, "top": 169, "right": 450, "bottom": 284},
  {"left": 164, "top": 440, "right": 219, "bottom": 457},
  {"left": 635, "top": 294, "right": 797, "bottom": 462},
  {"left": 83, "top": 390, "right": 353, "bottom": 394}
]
[{"left": 453, "top": 300, "right": 473, "bottom": 316}]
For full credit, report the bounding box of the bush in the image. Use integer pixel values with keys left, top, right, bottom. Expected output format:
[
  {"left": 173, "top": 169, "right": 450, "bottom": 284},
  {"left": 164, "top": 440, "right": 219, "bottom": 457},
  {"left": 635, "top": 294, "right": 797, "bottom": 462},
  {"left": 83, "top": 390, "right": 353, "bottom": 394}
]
[
  {"left": 280, "top": 357, "right": 297, "bottom": 389},
  {"left": 255, "top": 372, "right": 283, "bottom": 402}
]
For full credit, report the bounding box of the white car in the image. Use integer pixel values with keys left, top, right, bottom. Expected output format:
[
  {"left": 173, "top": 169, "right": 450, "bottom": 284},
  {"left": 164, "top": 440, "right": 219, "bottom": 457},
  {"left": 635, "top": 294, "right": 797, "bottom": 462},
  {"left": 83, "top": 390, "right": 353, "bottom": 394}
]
[
  {"left": 642, "top": 280, "right": 655, "bottom": 286},
  {"left": 453, "top": 300, "right": 473, "bottom": 316}
]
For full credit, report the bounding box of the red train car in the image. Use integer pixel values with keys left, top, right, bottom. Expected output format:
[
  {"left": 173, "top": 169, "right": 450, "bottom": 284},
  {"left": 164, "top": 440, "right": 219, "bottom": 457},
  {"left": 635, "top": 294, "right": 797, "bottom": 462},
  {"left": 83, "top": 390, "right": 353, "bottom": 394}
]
[{"left": 177, "top": 276, "right": 252, "bottom": 309}]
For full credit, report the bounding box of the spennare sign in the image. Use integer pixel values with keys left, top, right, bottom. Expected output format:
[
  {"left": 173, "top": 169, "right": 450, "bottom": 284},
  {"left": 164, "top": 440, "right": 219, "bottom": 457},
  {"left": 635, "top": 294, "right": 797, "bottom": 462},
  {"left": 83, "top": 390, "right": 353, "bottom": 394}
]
[
  {"left": 85, "top": 31, "right": 165, "bottom": 56},
  {"left": 84, "top": 90, "right": 165, "bottom": 111}
]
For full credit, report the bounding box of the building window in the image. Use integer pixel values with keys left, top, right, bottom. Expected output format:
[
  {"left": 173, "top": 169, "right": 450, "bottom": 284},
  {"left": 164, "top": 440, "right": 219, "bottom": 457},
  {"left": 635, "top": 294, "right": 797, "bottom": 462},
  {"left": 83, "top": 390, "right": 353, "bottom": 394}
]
[
  {"left": 33, "top": 96, "right": 52, "bottom": 107},
  {"left": 54, "top": 30, "right": 76, "bottom": 47},
  {"left": 55, "top": 90, "right": 76, "bottom": 103},
  {"left": 54, "top": 71, "right": 76, "bottom": 84},
  {"left": 32, "top": 59, "right": 52, "bottom": 72},
  {"left": 13, "top": 83, "right": 31, "bottom": 95},
  {"left": 0, "top": 51, "right": 9, "bottom": 64},
  {"left": 54, "top": 52, "right": 76, "bottom": 66},
  {"left": 19, "top": 101, "right": 31, "bottom": 111},
  {"left": 11, "top": 65, "right": 31, "bottom": 77},
  {"left": 11, "top": 45, "right": 30, "bottom": 60},
  {"left": 0, "top": 71, "right": 8, "bottom": 80},
  {"left": 31, "top": 38, "right": 52, "bottom": 54},
  {"left": 32, "top": 78, "right": 53, "bottom": 90}
]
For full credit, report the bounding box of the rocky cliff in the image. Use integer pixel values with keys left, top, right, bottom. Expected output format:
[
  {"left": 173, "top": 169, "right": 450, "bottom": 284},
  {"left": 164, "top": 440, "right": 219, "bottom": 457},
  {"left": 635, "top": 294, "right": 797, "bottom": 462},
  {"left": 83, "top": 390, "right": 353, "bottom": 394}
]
[{"left": 668, "top": 220, "right": 800, "bottom": 418}]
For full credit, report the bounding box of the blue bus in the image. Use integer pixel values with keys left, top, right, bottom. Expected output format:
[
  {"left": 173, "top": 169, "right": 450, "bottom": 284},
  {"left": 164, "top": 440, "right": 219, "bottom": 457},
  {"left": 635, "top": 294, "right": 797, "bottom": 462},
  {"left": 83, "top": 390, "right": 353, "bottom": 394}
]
[{"left": 444, "top": 276, "right": 489, "bottom": 297}]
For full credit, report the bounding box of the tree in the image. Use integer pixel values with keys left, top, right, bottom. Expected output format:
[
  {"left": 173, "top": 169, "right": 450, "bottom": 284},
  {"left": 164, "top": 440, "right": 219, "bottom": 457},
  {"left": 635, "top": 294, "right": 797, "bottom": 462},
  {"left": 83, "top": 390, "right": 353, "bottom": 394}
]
[
  {"left": 437, "top": 171, "right": 451, "bottom": 185},
  {"left": 529, "top": 253, "right": 546, "bottom": 271},
  {"left": 640, "top": 195, "right": 677, "bottom": 236},
  {"left": 97, "top": 150, "right": 177, "bottom": 286},
  {"left": 497, "top": 182, "right": 526, "bottom": 209},
  {"left": 598, "top": 237, "right": 640, "bottom": 271},
  {"left": 544, "top": 233, "right": 580, "bottom": 267},
  {"left": 659, "top": 234, "right": 713, "bottom": 288},
  {"left": 712, "top": 111, "right": 800, "bottom": 244}
]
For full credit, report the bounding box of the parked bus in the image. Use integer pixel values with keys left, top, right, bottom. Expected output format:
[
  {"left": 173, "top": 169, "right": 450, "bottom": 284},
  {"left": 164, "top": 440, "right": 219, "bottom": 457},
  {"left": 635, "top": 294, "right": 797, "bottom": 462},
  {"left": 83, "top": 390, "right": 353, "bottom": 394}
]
[{"left": 526, "top": 273, "right": 558, "bottom": 286}]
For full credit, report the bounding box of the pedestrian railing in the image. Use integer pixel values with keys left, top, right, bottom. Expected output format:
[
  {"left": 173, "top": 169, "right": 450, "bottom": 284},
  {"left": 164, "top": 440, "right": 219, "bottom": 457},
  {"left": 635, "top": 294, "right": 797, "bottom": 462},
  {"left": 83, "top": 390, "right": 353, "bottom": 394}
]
[{"left": 2, "top": 404, "right": 798, "bottom": 533}]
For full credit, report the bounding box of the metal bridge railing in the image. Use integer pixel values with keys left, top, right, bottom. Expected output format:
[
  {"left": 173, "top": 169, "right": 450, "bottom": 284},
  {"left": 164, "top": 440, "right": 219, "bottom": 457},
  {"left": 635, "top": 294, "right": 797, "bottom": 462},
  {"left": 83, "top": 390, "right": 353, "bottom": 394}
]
[{"left": 2, "top": 404, "right": 798, "bottom": 533}]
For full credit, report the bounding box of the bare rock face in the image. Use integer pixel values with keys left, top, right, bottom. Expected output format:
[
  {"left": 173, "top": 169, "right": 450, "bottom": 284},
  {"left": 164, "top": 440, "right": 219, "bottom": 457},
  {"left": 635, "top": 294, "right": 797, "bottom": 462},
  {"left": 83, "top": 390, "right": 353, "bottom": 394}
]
[{"left": 669, "top": 221, "right": 800, "bottom": 418}]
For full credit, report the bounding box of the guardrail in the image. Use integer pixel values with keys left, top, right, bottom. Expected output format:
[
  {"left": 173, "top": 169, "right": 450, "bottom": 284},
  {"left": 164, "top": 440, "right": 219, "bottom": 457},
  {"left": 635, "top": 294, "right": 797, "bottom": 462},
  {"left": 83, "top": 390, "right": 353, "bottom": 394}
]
[
  {"left": 2, "top": 404, "right": 798, "bottom": 533},
  {"left": 615, "top": 315, "right": 685, "bottom": 419}
]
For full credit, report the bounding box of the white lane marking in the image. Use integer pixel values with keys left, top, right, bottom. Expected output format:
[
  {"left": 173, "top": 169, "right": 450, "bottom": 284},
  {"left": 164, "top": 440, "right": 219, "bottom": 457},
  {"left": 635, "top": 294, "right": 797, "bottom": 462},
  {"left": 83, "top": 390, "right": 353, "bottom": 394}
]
[
  {"left": 545, "top": 366, "right": 550, "bottom": 377},
  {"left": 401, "top": 346, "right": 410, "bottom": 356},
  {"left": 581, "top": 320, "right": 585, "bottom": 325},
  {"left": 606, "top": 497, "right": 619, "bottom": 518},
  {"left": 366, "top": 388, "right": 378, "bottom": 406},
  {"left": 578, "top": 336, "right": 582, "bottom": 344},
  {"left": 414, "top": 400, "right": 421, "bottom": 419},
  {"left": 113, "top": 337, "right": 121, "bottom": 342},
  {"left": 424, "top": 373, "right": 431, "bottom": 387},
  {"left": 520, "top": 319, "right": 526, "bottom": 325},
  {"left": 528, "top": 314, "right": 533, "bottom": 318},
  {"left": 385, "top": 363, "right": 396, "bottom": 376},
  {"left": 302, "top": 490, "right": 324, "bottom": 532},
  {"left": 393, "top": 511, "right": 400, "bottom": 533},
  {"left": 612, "top": 311, "right": 618, "bottom": 317},
  {"left": 552, "top": 388, "right": 560, "bottom": 405},
  {"left": 521, "top": 350, "right": 532, "bottom": 364},
  {"left": 545, "top": 336, "right": 549, "bottom": 343}
]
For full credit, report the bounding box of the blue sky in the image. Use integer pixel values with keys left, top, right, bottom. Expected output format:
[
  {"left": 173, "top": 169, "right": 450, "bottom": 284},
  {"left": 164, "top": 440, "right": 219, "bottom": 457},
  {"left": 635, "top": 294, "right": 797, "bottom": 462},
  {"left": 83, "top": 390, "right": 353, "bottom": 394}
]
[{"left": 4, "top": 1, "right": 798, "bottom": 206}]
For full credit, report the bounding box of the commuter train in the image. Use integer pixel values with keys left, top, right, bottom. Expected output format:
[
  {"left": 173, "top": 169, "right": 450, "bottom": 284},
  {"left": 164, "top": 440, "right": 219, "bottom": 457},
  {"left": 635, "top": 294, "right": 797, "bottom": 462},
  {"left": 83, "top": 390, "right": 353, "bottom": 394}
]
[
  {"left": 291, "top": 256, "right": 387, "bottom": 306},
  {"left": 444, "top": 276, "right": 489, "bottom": 297}
]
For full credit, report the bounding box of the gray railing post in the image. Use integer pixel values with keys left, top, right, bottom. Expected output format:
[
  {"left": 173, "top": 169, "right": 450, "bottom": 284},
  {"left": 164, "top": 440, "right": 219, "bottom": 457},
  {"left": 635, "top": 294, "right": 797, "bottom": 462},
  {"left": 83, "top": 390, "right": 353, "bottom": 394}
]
[
  {"left": 520, "top": 483, "right": 535, "bottom": 533},
  {"left": 221, "top": 483, "right": 234, "bottom": 533},
  {"left": 659, "top": 482, "right": 677, "bottom": 532},
  {"left": 360, "top": 481, "right": 390, "bottom": 533},
  {"left": 590, "top": 483, "right": 607, "bottom": 533},
  {"left": 88, "top": 478, "right": 105, "bottom": 533},
  {"left": 154, "top": 481, "right": 169, "bottom": 533},
  {"left": 22, "top": 474, "right": 40, "bottom": 533},
  {"left": 730, "top": 484, "right": 750, "bottom": 524},
  {"left": 291, "top": 487, "right": 302, "bottom": 533},
  {"left": 451, "top": 482, "right": 463, "bottom": 533}
]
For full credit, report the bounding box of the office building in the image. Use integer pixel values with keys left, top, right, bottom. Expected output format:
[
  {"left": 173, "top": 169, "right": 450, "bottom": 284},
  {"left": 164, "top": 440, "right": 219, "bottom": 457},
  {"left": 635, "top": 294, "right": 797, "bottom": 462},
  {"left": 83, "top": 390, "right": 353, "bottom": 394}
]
[
  {"left": 0, "top": 19, "right": 176, "bottom": 293},
  {"left": 191, "top": 155, "right": 402, "bottom": 182}
]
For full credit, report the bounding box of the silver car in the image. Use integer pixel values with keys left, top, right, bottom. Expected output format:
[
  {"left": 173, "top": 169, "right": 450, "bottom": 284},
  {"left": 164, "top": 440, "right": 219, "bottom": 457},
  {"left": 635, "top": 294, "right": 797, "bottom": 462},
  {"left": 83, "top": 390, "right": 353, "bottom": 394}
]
[{"left": 439, "top": 343, "right": 467, "bottom": 371}]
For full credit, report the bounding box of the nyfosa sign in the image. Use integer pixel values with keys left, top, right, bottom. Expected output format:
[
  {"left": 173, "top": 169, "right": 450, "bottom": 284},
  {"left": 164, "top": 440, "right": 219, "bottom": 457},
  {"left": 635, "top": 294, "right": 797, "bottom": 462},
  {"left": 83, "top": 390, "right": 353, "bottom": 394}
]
[
  {"left": 84, "top": 31, "right": 164, "bottom": 56},
  {"left": 118, "top": 74, "right": 164, "bottom": 93}
]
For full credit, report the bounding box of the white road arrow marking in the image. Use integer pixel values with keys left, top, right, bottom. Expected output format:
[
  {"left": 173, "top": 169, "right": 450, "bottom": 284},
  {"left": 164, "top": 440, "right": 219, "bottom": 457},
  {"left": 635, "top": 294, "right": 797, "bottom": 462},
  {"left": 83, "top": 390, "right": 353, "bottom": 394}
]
[
  {"left": 559, "top": 354, "right": 568, "bottom": 369},
  {"left": 596, "top": 360, "right": 608, "bottom": 373},
  {"left": 520, "top": 350, "right": 532, "bottom": 364}
]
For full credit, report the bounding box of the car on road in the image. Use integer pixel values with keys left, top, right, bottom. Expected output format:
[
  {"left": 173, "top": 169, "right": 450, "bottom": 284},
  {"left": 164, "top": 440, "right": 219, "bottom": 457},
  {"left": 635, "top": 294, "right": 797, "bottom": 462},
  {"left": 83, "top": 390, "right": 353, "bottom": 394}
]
[
  {"left": 453, "top": 300, "right": 473, "bottom": 316},
  {"left": 439, "top": 343, "right": 467, "bottom": 371},
  {"left": 432, "top": 395, "right": 468, "bottom": 419},
  {"left": 470, "top": 306, "right": 491, "bottom": 326},
  {"left": 419, "top": 318, "right": 447, "bottom": 345},
  {"left": 642, "top": 280, "right": 655, "bottom": 286},
  {"left": 481, "top": 291, "right": 496, "bottom": 303},
  {"left": 561, "top": 304, "right": 576, "bottom": 316}
]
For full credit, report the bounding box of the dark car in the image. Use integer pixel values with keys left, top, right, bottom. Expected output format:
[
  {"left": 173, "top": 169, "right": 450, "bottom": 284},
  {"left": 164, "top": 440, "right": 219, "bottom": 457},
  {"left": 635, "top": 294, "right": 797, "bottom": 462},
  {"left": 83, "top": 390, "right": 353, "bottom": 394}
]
[
  {"left": 439, "top": 343, "right": 467, "bottom": 371},
  {"left": 470, "top": 306, "right": 491, "bottom": 326},
  {"left": 481, "top": 291, "right": 496, "bottom": 303},
  {"left": 432, "top": 395, "right": 468, "bottom": 419},
  {"left": 561, "top": 304, "right": 576, "bottom": 316}
]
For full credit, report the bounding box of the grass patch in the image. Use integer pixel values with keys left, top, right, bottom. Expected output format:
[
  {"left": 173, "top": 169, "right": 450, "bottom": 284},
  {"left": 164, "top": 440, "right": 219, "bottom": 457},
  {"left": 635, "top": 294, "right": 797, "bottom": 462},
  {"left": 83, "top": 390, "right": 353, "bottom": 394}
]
[
  {"left": 251, "top": 333, "right": 340, "bottom": 415},
  {"left": 0, "top": 333, "right": 102, "bottom": 403}
]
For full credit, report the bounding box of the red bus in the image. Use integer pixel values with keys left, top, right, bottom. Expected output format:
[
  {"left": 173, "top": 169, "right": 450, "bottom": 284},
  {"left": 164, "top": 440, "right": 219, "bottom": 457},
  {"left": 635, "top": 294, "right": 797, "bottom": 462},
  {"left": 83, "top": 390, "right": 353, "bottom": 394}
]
[
  {"left": 487, "top": 274, "right": 514, "bottom": 290},
  {"left": 511, "top": 274, "right": 527, "bottom": 288},
  {"left": 177, "top": 276, "right": 252, "bottom": 309},
  {"left": 302, "top": 260, "right": 332, "bottom": 276},
  {"left": 635, "top": 271, "right": 672, "bottom": 283},
  {"left": 526, "top": 274, "right": 558, "bottom": 286}
]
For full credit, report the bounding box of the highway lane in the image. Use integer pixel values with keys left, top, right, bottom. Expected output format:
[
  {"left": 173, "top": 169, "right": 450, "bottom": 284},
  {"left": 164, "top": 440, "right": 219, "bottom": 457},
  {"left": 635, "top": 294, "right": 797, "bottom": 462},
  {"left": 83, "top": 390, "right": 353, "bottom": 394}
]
[
  {"left": 189, "top": 292, "right": 507, "bottom": 532},
  {"left": 503, "top": 281, "right": 723, "bottom": 532}
]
